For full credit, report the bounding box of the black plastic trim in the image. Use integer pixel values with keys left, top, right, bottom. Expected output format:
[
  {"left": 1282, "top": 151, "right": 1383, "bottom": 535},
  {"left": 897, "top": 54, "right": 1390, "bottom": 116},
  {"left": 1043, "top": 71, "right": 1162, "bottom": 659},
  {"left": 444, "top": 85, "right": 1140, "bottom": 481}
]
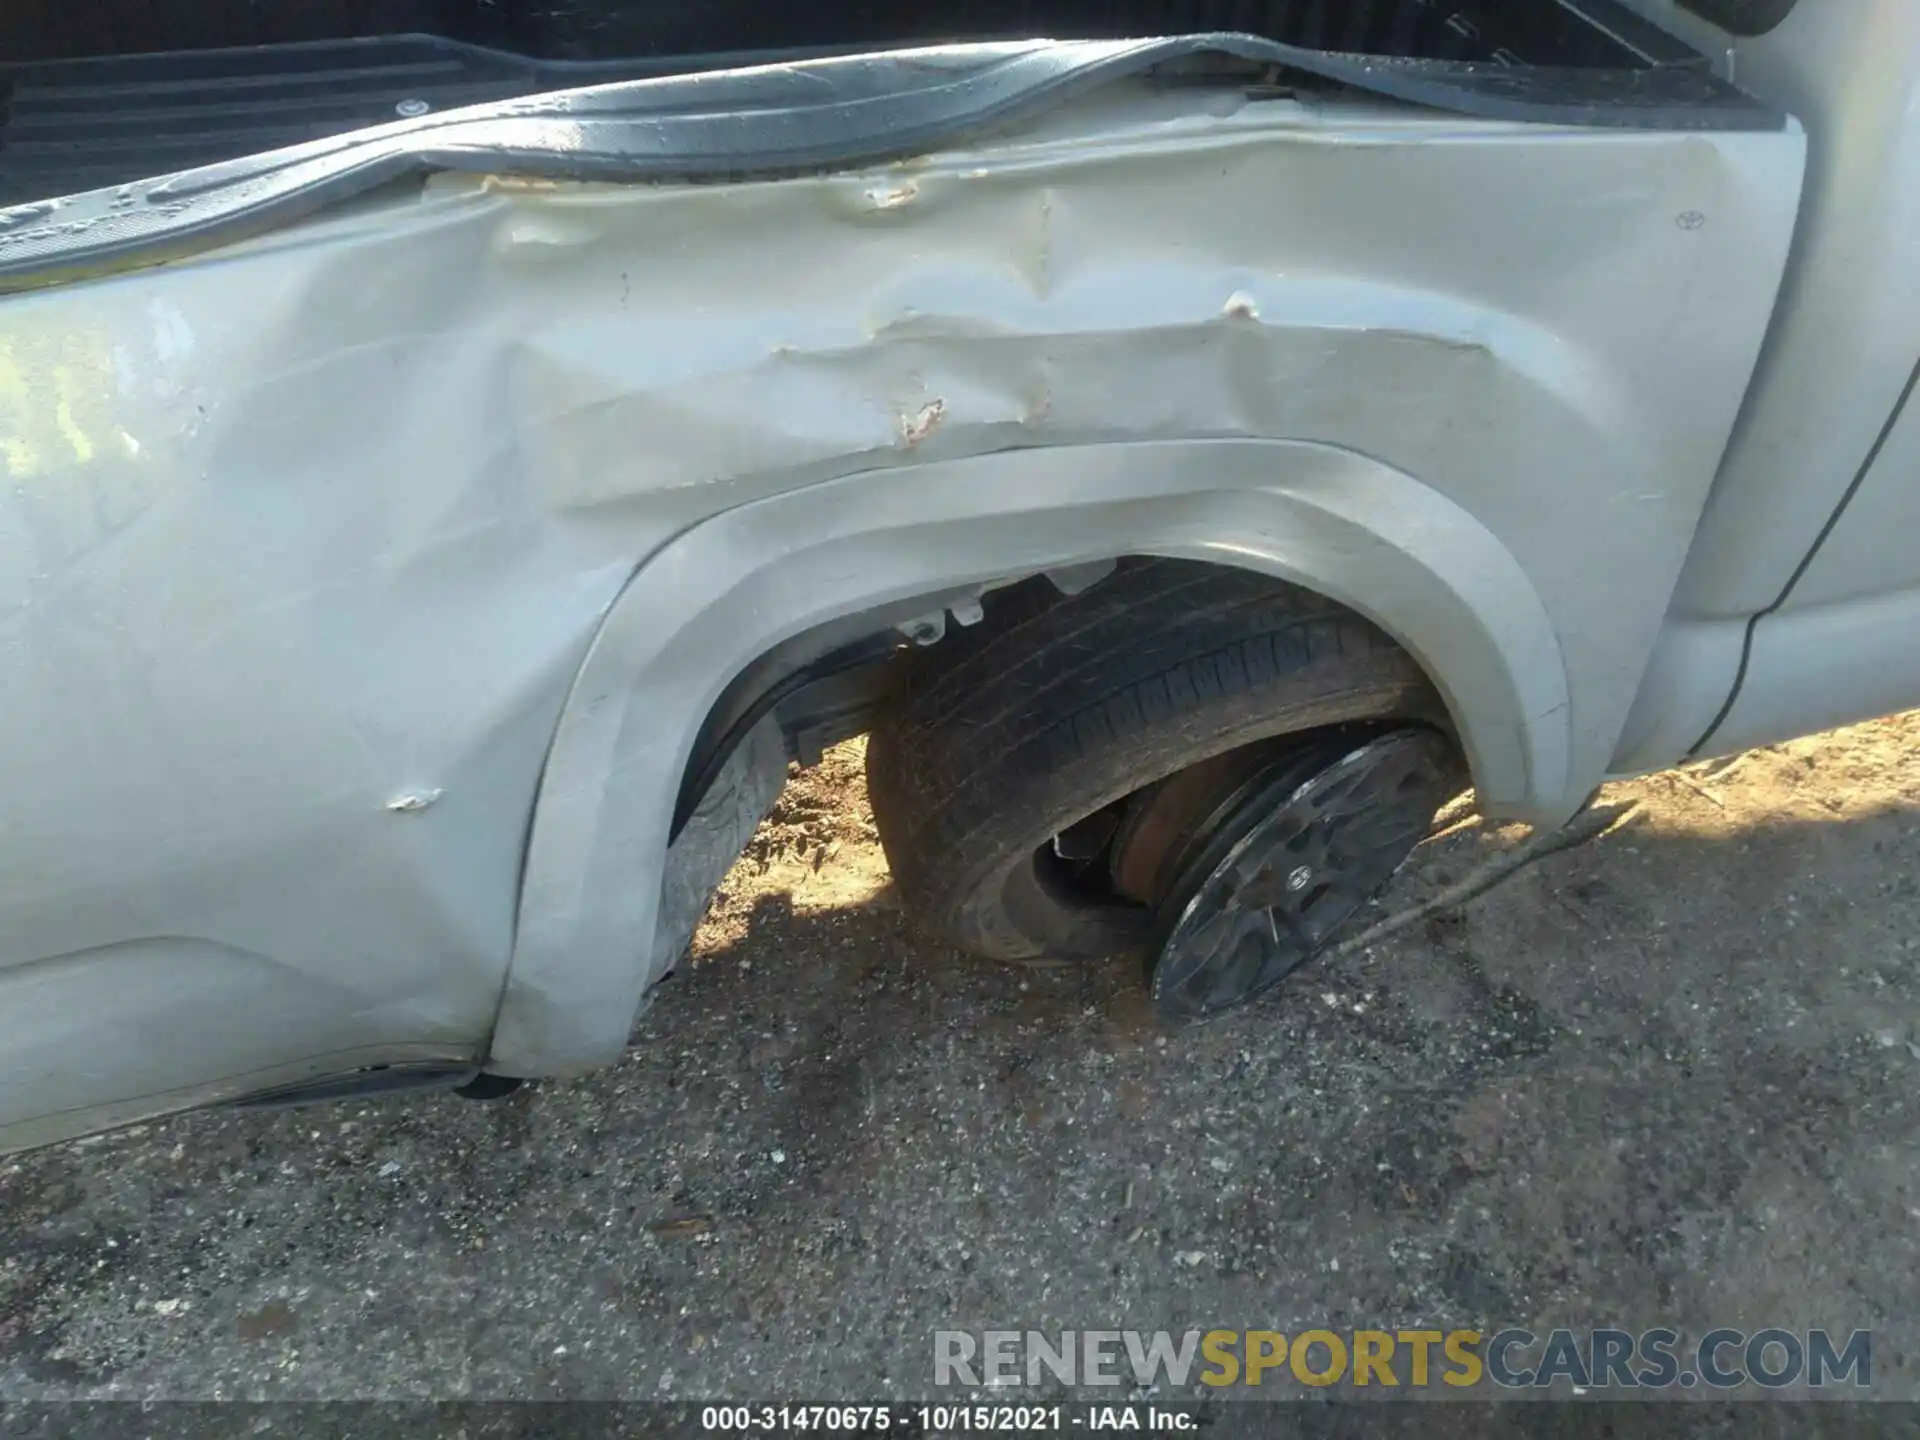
[
  {"left": 670, "top": 632, "right": 899, "bottom": 841},
  {"left": 224, "top": 1061, "right": 479, "bottom": 1110}
]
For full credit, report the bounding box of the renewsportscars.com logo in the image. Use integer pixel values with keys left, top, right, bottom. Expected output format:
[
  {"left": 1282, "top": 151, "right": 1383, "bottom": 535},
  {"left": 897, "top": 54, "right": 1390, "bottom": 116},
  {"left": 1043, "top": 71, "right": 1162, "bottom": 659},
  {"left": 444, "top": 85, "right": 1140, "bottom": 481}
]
[{"left": 933, "top": 1328, "right": 1871, "bottom": 1391}]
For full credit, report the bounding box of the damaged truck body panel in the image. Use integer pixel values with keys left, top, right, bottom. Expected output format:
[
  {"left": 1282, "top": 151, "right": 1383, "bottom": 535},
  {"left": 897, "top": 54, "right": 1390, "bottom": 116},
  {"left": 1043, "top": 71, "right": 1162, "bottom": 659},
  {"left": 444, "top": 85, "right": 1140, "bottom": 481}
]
[{"left": 0, "top": 6, "right": 1842, "bottom": 1146}]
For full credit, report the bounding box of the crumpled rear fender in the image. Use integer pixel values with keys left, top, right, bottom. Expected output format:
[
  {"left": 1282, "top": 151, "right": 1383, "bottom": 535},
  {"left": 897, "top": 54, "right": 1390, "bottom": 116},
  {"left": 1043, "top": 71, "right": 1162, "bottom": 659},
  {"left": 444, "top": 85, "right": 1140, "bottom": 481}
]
[
  {"left": 498, "top": 438, "right": 1570, "bottom": 1073},
  {"left": 0, "top": 80, "right": 1801, "bottom": 1113}
]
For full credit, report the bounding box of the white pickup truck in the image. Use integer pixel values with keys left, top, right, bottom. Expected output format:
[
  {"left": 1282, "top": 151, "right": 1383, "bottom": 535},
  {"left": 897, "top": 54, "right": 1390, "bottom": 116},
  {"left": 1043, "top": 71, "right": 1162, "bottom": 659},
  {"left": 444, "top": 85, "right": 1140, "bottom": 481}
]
[{"left": 0, "top": 0, "right": 1911, "bottom": 1153}]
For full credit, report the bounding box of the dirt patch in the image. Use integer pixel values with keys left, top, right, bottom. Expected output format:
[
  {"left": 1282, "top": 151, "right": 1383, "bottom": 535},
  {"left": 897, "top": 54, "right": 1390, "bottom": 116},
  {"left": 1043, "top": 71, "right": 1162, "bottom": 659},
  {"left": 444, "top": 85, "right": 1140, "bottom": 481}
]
[
  {"left": 2, "top": 715, "right": 1914, "bottom": 1402},
  {"left": 698, "top": 738, "right": 893, "bottom": 957}
]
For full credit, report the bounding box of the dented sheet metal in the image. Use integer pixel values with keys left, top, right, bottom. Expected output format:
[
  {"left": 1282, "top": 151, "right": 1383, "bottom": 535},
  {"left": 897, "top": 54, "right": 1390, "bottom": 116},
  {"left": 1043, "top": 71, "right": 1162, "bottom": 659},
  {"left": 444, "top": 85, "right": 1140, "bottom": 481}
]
[
  {"left": 0, "top": 33, "right": 1780, "bottom": 291},
  {"left": 0, "top": 80, "right": 1802, "bottom": 1143}
]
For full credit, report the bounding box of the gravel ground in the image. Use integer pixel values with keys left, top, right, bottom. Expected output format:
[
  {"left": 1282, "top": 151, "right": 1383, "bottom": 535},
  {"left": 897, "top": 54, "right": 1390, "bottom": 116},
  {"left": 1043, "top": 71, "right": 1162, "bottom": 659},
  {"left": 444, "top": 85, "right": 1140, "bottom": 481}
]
[{"left": 2, "top": 715, "right": 1917, "bottom": 1411}]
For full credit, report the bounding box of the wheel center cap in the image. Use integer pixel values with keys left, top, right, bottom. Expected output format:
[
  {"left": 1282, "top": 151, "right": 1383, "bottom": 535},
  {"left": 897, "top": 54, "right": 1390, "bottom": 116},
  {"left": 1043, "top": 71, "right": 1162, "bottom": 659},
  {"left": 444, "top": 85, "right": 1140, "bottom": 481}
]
[{"left": 1146, "top": 727, "right": 1459, "bottom": 1023}]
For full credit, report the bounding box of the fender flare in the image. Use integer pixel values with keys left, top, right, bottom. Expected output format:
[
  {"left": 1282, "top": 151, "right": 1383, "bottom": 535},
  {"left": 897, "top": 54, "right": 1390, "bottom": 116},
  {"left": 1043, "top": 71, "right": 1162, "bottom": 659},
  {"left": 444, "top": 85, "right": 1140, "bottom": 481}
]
[{"left": 491, "top": 437, "right": 1571, "bottom": 1074}]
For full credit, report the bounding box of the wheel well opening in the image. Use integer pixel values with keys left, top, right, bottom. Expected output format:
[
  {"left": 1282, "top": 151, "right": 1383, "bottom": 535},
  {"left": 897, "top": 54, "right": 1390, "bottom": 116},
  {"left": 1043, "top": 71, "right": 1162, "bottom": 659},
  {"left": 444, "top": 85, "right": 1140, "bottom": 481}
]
[{"left": 672, "top": 554, "right": 1462, "bottom": 842}]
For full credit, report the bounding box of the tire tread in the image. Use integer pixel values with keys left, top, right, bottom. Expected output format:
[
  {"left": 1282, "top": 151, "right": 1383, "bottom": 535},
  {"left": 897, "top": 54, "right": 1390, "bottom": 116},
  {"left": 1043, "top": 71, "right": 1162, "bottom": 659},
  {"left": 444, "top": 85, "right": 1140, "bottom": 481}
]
[{"left": 867, "top": 559, "right": 1444, "bottom": 957}]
